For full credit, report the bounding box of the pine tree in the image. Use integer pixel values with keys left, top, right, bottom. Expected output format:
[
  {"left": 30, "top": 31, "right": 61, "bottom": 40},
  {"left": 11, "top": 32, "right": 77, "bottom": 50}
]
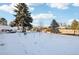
[
  {"left": 14, "top": 3, "right": 33, "bottom": 33},
  {"left": 0, "top": 18, "right": 7, "bottom": 25},
  {"left": 50, "top": 19, "right": 59, "bottom": 33}
]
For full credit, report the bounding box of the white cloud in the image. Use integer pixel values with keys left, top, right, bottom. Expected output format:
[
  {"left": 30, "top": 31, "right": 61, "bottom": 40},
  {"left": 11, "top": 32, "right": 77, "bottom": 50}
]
[
  {"left": 0, "top": 3, "right": 17, "bottom": 14},
  {"left": 29, "top": 7, "right": 34, "bottom": 12},
  {"left": 72, "top": 3, "right": 79, "bottom": 7},
  {"left": 27, "top": 3, "right": 43, "bottom": 6},
  {"left": 32, "top": 13, "right": 56, "bottom": 20},
  {"left": 0, "top": 3, "right": 34, "bottom": 14},
  {"left": 27, "top": 3, "right": 44, "bottom": 12},
  {"left": 31, "top": 13, "right": 56, "bottom": 26},
  {"left": 47, "top": 3, "right": 70, "bottom": 9}
]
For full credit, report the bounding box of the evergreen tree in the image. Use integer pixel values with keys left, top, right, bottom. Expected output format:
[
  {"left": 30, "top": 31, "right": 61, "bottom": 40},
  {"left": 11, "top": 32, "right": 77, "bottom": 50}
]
[
  {"left": 71, "top": 19, "right": 78, "bottom": 35},
  {"left": 50, "top": 19, "right": 59, "bottom": 33},
  {"left": 0, "top": 18, "right": 7, "bottom": 25},
  {"left": 14, "top": 3, "right": 33, "bottom": 33}
]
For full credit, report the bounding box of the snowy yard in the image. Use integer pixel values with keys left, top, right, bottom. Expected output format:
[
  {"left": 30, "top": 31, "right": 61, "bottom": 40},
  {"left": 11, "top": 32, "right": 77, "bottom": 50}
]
[{"left": 0, "top": 32, "right": 79, "bottom": 55}]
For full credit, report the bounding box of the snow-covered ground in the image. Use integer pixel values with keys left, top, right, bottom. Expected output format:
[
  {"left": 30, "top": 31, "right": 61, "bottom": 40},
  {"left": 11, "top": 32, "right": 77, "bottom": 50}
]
[{"left": 0, "top": 32, "right": 79, "bottom": 55}]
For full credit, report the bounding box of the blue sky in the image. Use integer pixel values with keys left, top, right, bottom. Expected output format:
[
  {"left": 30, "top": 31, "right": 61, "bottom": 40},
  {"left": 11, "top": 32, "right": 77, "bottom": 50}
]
[{"left": 0, "top": 3, "right": 79, "bottom": 26}]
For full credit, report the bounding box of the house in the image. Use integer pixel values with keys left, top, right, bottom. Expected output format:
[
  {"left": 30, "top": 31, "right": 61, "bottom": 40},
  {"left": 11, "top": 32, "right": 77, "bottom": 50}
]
[{"left": 41, "top": 27, "right": 52, "bottom": 33}]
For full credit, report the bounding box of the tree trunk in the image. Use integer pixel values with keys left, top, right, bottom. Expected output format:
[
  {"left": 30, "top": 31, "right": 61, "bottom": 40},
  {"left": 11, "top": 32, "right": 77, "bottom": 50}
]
[
  {"left": 17, "top": 24, "right": 19, "bottom": 30},
  {"left": 22, "top": 26, "right": 26, "bottom": 35},
  {"left": 74, "top": 30, "right": 75, "bottom": 35},
  {"left": 17, "top": 26, "right": 19, "bottom": 30}
]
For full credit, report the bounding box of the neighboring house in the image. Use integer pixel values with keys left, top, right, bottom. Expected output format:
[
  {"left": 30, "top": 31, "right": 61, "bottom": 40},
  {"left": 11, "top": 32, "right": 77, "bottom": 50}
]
[
  {"left": 0, "top": 18, "right": 7, "bottom": 25},
  {"left": 0, "top": 25, "right": 16, "bottom": 33},
  {"left": 58, "top": 26, "right": 66, "bottom": 30},
  {"left": 40, "top": 27, "right": 52, "bottom": 33},
  {"left": 58, "top": 26, "right": 79, "bottom": 35},
  {"left": 31, "top": 26, "right": 52, "bottom": 33}
]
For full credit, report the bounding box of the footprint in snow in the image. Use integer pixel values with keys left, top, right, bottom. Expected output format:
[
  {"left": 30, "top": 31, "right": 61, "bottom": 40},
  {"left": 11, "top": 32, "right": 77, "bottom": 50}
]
[
  {"left": 0, "top": 43, "right": 5, "bottom": 46},
  {"left": 34, "top": 42, "right": 38, "bottom": 45}
]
